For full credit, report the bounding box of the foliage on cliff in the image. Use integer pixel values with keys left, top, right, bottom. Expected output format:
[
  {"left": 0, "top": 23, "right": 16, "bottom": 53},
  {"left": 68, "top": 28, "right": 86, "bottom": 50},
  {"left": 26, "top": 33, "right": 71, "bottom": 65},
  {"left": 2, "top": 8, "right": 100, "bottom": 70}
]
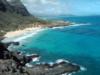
[
  {"left": 0, "top": 0, "right": 47, "bottom": 36},
  {"left": 0, "top": 11, "right": 45, "bottom": 35}
]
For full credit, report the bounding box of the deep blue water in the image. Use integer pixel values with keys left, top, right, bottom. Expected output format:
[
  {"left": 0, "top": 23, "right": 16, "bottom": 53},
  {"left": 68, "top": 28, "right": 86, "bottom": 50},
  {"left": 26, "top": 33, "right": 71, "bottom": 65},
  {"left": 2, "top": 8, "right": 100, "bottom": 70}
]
[{"left": 18, "top": 16, "right": 100, "bottom": 75}]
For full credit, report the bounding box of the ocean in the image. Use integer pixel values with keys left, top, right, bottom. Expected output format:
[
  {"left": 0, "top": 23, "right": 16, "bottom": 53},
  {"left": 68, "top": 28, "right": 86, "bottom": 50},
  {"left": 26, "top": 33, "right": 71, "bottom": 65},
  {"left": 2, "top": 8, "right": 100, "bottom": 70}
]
[{"left": 15, "top": 16, "right": 100, "bottom": 75}]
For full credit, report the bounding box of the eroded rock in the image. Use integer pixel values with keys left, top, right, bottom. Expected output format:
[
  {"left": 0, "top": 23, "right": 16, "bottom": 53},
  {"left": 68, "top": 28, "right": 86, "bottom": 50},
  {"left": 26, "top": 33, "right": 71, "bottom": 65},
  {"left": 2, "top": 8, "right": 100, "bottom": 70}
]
[{"left": 0, "top": 42, "right": 84, "bottom": 75}]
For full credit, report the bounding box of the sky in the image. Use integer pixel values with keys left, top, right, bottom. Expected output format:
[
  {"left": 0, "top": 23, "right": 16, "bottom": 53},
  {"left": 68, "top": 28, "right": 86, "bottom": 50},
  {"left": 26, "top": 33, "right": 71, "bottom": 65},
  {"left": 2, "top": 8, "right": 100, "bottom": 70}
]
[{"left": 22, "top": 0, "right": 100, "bottom": 16}]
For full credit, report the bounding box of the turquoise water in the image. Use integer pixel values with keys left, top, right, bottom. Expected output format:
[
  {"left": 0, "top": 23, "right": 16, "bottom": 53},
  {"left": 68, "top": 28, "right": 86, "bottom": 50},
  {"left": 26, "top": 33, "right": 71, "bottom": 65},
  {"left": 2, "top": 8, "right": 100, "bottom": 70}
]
[{"left": 18, "top": 16, "right": 100, "bottom": 75}]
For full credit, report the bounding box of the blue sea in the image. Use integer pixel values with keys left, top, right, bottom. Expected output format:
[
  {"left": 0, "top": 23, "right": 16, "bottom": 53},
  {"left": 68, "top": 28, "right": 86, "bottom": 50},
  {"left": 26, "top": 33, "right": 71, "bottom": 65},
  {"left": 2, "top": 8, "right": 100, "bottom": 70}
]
[{"left": 17, "top": 16, "right": 100, "bottom": 75}]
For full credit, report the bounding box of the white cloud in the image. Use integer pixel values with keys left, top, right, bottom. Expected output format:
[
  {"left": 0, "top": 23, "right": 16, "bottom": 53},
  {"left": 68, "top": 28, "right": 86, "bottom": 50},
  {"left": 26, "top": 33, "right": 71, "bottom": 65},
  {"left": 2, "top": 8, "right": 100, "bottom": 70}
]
[
  {"left": 21, "top": 0, "right": 100, "bottom": 16},
  {"left": 22, "top": 0, "right": 69, "bottom": 16}
]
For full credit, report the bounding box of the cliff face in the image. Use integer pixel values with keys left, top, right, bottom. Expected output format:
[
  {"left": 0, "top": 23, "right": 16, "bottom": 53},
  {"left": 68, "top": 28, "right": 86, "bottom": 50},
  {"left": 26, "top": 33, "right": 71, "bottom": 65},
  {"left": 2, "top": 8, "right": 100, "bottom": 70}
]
[
  {"left": 0, "top": 0, "right": 46, "bottom": 36},
  {"left": 0, "top": 0, "right": 36, "bottom": 36},
  {"left": 0, "top": 0, "right": 30, "bottom": 16}
]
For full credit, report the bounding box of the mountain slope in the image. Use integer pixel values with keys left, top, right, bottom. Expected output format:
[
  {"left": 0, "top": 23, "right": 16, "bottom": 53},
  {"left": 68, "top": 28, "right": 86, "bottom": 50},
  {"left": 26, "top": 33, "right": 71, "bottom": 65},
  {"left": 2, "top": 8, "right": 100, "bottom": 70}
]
[
  {"left": 0, "top": 0, "right": 46, "bottom": 36},
  {"left": 0, "top": 0, "right": 30, "bottom": 16}
]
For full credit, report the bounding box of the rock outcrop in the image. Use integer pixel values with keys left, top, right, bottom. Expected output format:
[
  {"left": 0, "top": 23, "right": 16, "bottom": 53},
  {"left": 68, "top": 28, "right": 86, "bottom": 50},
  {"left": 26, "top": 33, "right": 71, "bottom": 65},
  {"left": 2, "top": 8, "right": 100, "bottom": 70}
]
[
  {"left": 0, "top": 0, "right": 30, "bottom": 16},
  {"left": 0, "top": 42, "right": 84, "bottom": 75}
]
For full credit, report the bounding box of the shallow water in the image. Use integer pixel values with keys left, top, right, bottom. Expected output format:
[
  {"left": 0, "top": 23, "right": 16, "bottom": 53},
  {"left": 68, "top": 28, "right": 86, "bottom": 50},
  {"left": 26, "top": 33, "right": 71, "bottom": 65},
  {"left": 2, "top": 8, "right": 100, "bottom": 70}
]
[{"left": 16, "top": 16, "right": 100, "bottom": 75}]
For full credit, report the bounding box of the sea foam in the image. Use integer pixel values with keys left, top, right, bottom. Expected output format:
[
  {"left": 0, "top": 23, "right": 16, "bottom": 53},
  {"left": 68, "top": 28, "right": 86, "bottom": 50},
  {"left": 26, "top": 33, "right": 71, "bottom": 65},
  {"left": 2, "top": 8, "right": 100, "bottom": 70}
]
[
  {"left": 13, "top": 28, "right": 45, "bottom": 42},
  {"left": 2, "top": 28, "right": 46, "bottom": 43},
  {"left": 52, "top": 23, "right": 91, "bottom": 29}
]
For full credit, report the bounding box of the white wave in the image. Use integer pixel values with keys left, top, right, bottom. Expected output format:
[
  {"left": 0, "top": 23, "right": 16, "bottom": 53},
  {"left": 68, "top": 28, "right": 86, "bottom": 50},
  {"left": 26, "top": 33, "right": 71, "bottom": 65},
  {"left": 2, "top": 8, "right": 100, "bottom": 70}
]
[
  {"left": 48, "top": 62, "right": 54, "bottom": 66},
  {"left": 68, "top": 74, "right": 72, "bottom": 75},
  {"left": 2, "top": 28, "right": 46, "bottom": 43},
  {"left": 52, "top": 26, "right": 65, "bottom": 29},
  {"left": 26, "top": 53, "right": 38, "bottom": 56},
  {"left": 32, "top": 57, "right": 40, "bottom": 62},
  {"left": 26, "top": 53, "right": 40, "bottom": 62},
  {"left": 69, "top": 23, "right": 91, "bottom": 27},
  {"left": 13, "top": 28, "right": 45, "bottom": 42},
  {"left": 62, "top": 73, "right": 72, "bottom": 75},
  {"left": 80, "top": 66, "right": 87, "bottom": 71},
  {"left": 56, "top": 59, "right": 70, "bottom": 64},
  {"left": 25, "top": 63, "right": 33, "bottom": 67},
  {"left": 52, "top": 23, "right": 91, "bottom": 29}
]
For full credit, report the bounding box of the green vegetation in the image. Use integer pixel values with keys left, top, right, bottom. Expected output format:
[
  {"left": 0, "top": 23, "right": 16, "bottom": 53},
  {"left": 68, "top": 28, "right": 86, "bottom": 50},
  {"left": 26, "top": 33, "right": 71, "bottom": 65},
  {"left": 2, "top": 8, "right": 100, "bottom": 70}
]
[
  {"left": 0, "top": 11, "right": 47, "bottom": 36},
  {"left": 0, "top": 11, "right": 71, "bottom": 36}
]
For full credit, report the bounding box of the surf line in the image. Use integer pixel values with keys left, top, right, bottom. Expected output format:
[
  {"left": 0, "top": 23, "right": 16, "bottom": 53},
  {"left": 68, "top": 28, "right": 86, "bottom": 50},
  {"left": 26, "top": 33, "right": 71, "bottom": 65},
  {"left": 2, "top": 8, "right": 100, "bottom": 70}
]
[{"left": 13, "top": 28, "right": 46, "bottom": 42}]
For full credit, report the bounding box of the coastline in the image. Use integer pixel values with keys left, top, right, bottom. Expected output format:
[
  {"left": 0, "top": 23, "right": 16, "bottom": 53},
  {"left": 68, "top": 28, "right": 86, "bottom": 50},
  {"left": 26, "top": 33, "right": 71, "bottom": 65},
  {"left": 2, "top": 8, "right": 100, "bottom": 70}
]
[
  {"left": 2, "top": 27, "right": 44, "bottom": 43},
  {"left": 1, "top": 21, "right": 73, "bottom": 42},
  {"left": 4, "top": 27, "right": 42, "bottom": 38},
  {"left": 0, "top": 0, "right": 86, "bottom": 74},
  {"left": 0, "top": 23, "right": 86, "bottom": 75},
  {"left": 2, "top": 22, "right": 84, "bottom": 43},
  {"left": 3, "top": 22, "right": 89, "bottom": 39},
  {"left": 0, "top": 42, "right": 83, "bottom": 75},
  {"left": 1, "top": 20, "right": 89, "bottom": 41}
]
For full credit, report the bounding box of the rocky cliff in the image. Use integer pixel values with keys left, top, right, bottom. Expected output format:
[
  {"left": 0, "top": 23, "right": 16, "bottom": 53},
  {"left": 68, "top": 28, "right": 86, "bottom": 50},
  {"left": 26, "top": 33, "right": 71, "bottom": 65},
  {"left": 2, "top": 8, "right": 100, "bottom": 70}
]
[
  {"left": 0, "top": 0, "right": 46, "bottom": 36},
  {"left": 0, "top": 0, "right": 30, "bottom": 16},
  {"left": 0, "top": 42, "right": 83, "bottom": 75}
]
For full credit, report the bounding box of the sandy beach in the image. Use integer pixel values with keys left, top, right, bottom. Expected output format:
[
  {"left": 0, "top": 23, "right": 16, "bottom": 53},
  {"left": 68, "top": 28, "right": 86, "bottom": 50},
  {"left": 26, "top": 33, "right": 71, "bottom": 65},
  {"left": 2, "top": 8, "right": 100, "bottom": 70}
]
[
  {"left": 2, "top": 27, "right": 44, "bottom": 42},
  {"left": 4, "top": 27, "right": 42, "bottom": 38},
  {"left": 2, "top": 21, "right": 73, "bottom": 43}
]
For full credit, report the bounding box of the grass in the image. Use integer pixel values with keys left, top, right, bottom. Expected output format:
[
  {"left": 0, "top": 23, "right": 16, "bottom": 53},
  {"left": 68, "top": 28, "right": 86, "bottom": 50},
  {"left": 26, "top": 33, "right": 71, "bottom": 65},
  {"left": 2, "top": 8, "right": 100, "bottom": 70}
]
[{"left": 0, "top": 11, "right": 47, "bottom": 36}]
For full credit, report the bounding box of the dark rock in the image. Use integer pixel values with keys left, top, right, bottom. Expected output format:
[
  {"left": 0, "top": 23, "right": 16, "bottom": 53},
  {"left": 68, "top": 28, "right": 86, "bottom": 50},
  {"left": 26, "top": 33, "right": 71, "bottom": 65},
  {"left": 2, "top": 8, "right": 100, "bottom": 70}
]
[
  {"left": 0, "top": 42, "right": 10, "bottom": 59},
  {"left": 0, "top": 42, "right": 83, "bottom": 75},
  {"left": 3, "top": 42, "right": 20, "bottom": 48},
  {"left": 0, "top": 36, "right": 5, "bottom": 41},
  {"left": 25, "top": 60, "right": 81, "bottom": 75},
  {"left": 0, "top": 1, "right": 6, "bottom": 12},
  {"left": 9, "top": 42, "right": 20, "bottom": 46},
  {"left": 12, "top": 42, "right": 20, "bottom": 45},
  {"left": 0, "top": 0, "right": 30, "bottom": 16}
]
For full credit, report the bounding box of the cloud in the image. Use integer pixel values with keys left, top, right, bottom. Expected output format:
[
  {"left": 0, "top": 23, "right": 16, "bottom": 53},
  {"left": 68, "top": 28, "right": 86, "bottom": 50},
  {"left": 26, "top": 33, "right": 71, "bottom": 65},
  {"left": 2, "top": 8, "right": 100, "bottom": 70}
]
[
  {"left": 22, "top": 0, "right": 70, "bottom": 16},
  {"left": 22, "top": 0, "right": 100, "bottom": 16}
]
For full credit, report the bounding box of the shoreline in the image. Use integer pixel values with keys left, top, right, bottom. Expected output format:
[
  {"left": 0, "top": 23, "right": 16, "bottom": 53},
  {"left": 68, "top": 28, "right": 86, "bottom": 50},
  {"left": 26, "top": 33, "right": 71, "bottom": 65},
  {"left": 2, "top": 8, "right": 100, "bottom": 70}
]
[
  {"left": 0, "top": 42, "right": 85, "bottom": 75},
  {"left": 0, "top": 24, "right": 86, "bottom": 75},
  {"left": 1, "top": 21, "right": 72, "bottom": 42},
  {"left": 1, "top": 20, "right": 90, "bottom": 43},
  {"left": 1, "top": 22, "right": 87, "bottom": 43},
  {"left": 4, "top": 27, "right": 42, "bottom": 38},
  {"left": 2, "top": 27, "right": 44, "bottom": 43}
]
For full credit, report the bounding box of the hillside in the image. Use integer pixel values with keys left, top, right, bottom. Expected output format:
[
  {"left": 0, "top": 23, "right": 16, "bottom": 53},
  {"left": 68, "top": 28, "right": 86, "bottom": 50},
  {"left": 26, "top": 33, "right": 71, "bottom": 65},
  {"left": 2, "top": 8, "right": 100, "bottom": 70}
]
[
  {"left": 0, "top": 0, "right": 30, "bottom": 16},
  {"left": 0, "top": 0, "right": 46, "bottom": 36}
]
